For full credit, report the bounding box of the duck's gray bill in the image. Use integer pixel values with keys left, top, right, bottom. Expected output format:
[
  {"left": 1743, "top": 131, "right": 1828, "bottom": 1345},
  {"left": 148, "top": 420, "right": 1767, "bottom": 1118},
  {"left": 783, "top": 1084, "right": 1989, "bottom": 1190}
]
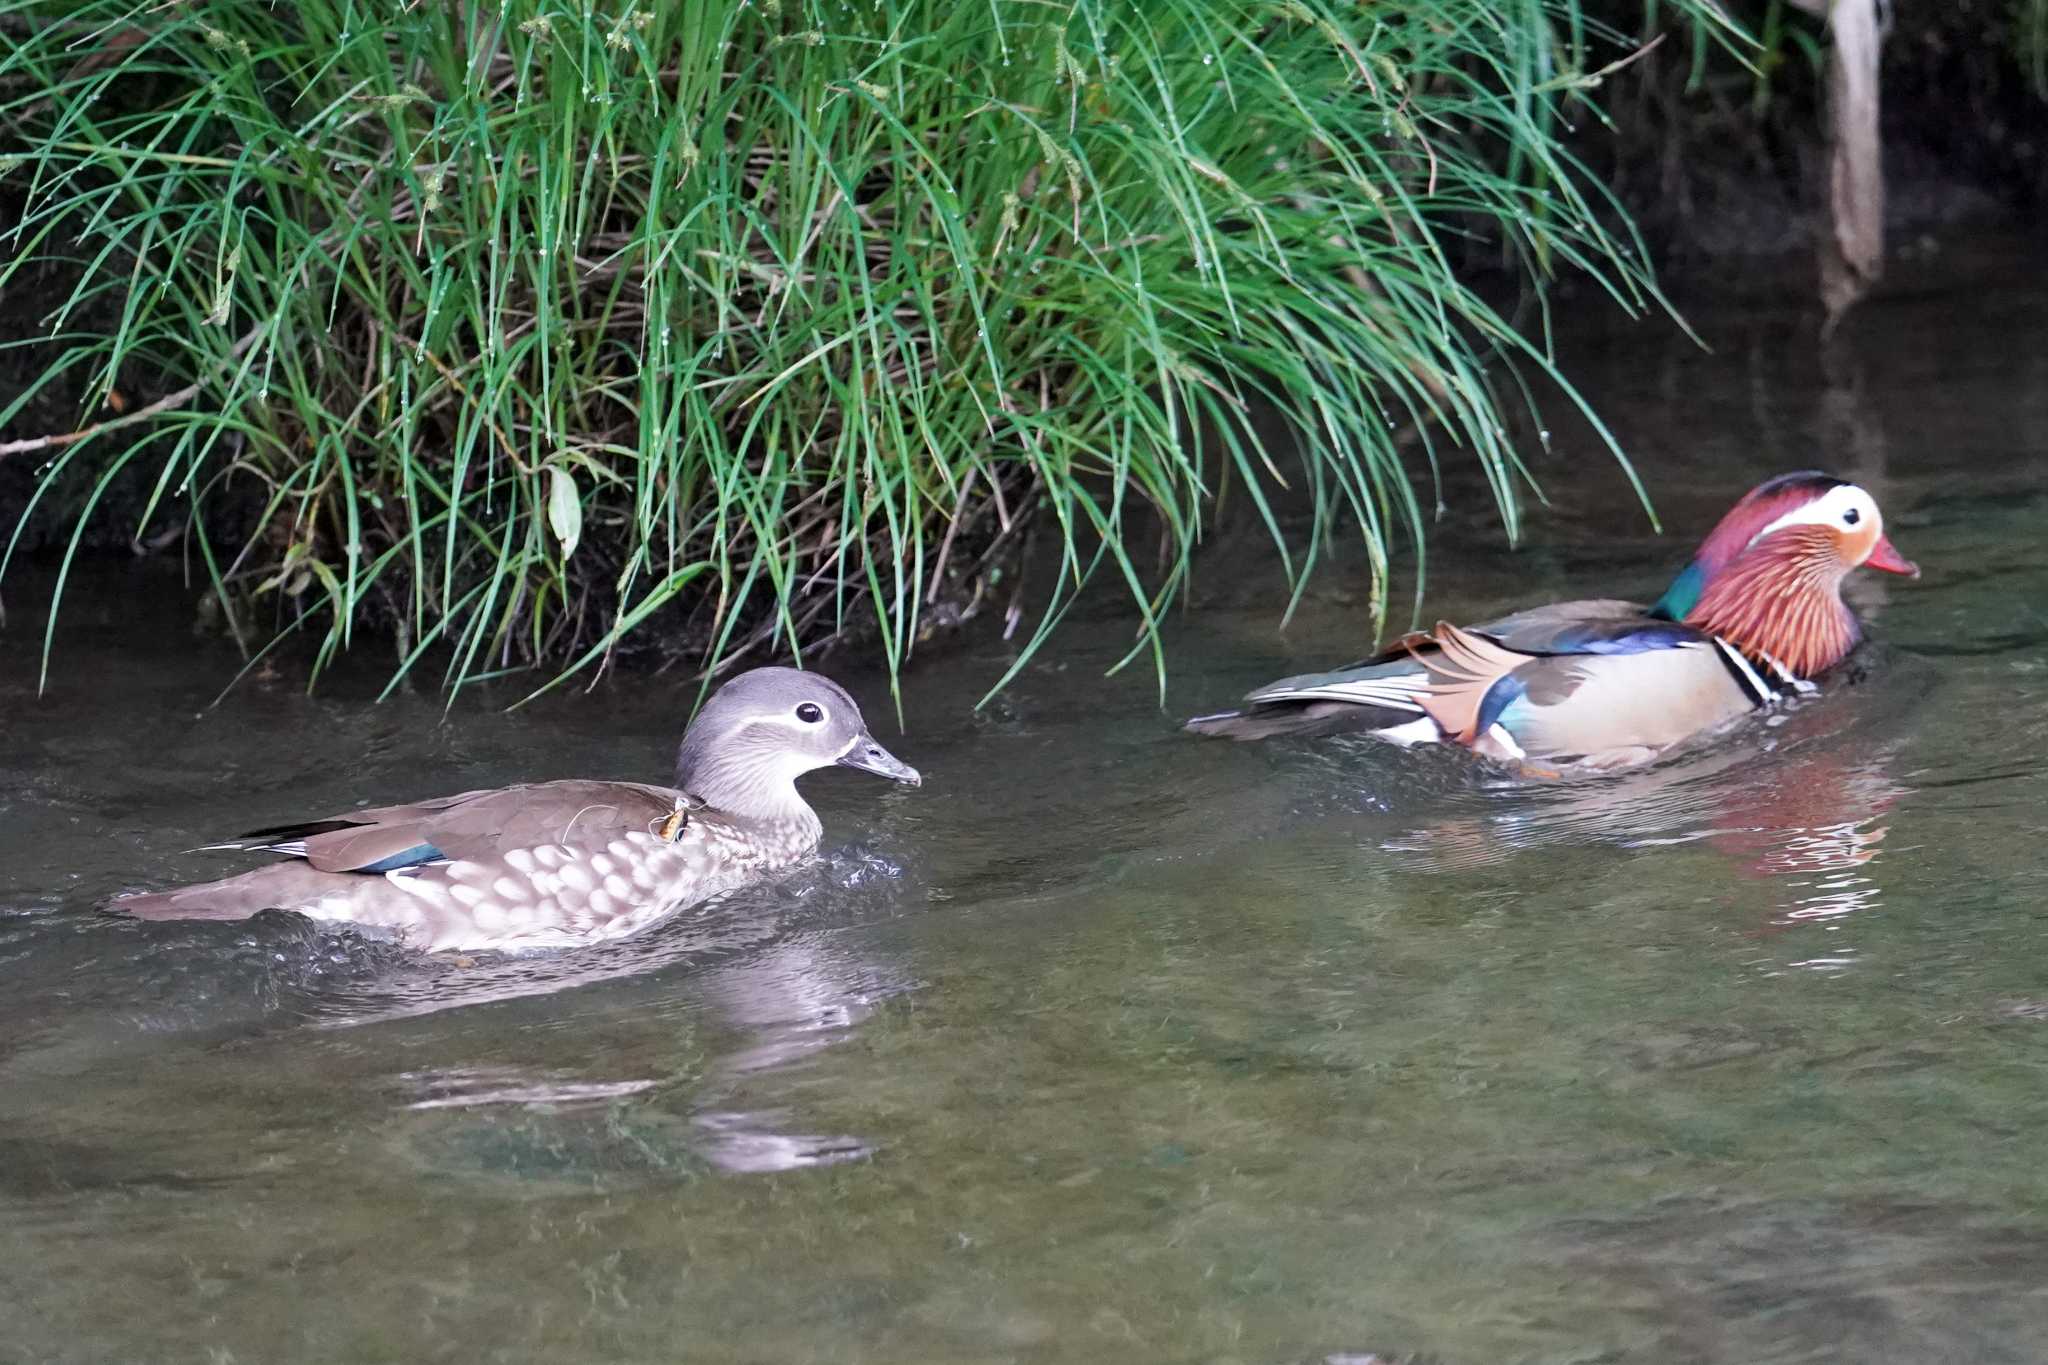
[{"left": 837, "top": 736, "right": 921, "bottom": 786}]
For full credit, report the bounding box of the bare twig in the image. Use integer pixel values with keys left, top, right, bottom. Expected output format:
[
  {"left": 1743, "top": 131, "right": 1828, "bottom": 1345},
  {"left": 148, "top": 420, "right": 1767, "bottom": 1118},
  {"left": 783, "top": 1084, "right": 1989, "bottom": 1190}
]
[
  {"left": 925, "top": 465, "right": 980, "bottom": 604},
  {"left": 0, "top": 322, "right": 264, "bottom": 461}
]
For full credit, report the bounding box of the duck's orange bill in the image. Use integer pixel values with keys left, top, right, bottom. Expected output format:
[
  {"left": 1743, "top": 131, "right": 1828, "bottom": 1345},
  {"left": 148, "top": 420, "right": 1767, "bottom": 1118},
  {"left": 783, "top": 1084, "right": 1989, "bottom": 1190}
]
[{"left": 1866, "top": 535, "right": 1920, "bottom": 578}]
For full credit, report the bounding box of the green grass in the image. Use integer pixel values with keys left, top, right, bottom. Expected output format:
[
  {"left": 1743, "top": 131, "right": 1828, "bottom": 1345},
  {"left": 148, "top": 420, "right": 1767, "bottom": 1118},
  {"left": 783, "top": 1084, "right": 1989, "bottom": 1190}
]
[
  {"left": 2022, "top": 0, "right": 2048, "bottom": 98},
  {"left": 0, "top": 0, "right": 1736, "bottom": 703}
]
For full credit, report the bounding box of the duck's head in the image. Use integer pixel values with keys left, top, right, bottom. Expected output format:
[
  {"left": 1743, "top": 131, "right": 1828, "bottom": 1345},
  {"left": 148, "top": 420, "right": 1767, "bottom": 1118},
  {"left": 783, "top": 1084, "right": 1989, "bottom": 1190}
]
[
  {"left": 1651, "top": 472, "right": 1919, "bottom": 677},
  {"left": 674, "top": 667, "right": 920, "bottom": 821}
]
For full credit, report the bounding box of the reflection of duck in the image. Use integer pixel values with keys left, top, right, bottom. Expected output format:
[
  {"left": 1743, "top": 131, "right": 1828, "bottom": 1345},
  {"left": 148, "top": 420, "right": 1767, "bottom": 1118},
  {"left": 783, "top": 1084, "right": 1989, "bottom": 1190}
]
[
  {"left": 384, "top": 929, "right": 906, "bottom": 1174},
  {"left": 1189, "top": 473, "right": 1919, "bottom": 770},
  {"left": 1706, "top": 749, "right": 1901, "bottom": 879},
  {"left": 1702, "top": 748, "right": 1906, "bottom": 950},
  {"left": 111, "top": 669, "right": 920, "bottom": 951},
  {"left": 1383, "top": 732, "right": 1909, "bottom": 976},
  {"left": 1382, "top": 717, "right": 1908, "bottom": 889}
]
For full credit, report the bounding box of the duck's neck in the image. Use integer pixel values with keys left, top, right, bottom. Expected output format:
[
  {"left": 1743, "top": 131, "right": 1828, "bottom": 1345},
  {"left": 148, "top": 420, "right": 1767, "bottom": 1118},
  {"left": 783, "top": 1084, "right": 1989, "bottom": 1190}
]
[
  {"left": 675, "top": 746, "right": 822, "bottom": 834},
  {"left": 1682, "top": 532, "right": 1859, "bottom": 680},
  {"left": 1649, "top": 561, "right": 1709, "bottom": 620}
]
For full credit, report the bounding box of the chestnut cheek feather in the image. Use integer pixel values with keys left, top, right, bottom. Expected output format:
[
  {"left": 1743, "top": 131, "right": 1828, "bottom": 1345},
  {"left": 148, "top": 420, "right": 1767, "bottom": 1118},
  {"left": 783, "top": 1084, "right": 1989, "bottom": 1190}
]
[{"left": 1685, "top": 527, "right": 1860, "bottom": 679}]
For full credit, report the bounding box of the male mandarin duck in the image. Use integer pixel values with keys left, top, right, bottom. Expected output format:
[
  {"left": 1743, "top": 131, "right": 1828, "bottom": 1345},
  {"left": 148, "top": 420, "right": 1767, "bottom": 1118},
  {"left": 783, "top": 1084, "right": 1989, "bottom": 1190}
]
[
  {"left": 1186, "top": 472, "right": 1919, "bottom": 769},
  {"left": 111, "top": 668, "right": 921, "bottom": 951}
]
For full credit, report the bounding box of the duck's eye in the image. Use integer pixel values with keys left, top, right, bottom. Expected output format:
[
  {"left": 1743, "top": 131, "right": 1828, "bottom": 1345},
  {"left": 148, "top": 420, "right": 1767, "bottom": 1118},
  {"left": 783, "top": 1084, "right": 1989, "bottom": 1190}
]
[
  {"left": 795, "top": 702, "right": 825, "bottom": 724},
  {"left": 1843, "top": 507, "right": 1862, "bottom": 526}
]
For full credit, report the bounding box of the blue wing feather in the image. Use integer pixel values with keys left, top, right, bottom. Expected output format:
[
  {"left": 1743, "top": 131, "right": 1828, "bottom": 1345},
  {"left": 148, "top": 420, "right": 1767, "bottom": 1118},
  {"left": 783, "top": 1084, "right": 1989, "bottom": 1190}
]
[
  {"left": 1530, "top": 620, "right": 1708, "bottom": 656},
  {"left": 355, "top": 842, "right": 447, "bottom": 874},
  {"left": 1474, "top": 674, "right": 1530, "bottom": 737}
]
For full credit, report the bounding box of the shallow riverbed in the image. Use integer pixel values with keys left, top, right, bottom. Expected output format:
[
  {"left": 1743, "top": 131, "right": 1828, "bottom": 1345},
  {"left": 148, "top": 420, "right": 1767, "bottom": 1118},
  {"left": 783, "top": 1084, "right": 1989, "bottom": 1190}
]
[{"left": 4, "top": 235, "right": 2047, "bottom": 1363}]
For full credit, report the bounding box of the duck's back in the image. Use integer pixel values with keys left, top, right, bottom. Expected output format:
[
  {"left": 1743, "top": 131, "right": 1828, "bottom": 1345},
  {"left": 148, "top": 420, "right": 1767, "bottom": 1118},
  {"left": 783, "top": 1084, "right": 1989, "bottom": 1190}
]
[{"left": 303, "top": 779, "right": 686, "bottom": 869}]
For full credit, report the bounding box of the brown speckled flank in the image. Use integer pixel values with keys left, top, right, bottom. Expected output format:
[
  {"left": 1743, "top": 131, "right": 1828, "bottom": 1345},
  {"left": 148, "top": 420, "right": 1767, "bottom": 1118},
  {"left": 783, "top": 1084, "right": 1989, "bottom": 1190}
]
[{"left": 302, "top": 812, "right": 824, "bottom": 952}]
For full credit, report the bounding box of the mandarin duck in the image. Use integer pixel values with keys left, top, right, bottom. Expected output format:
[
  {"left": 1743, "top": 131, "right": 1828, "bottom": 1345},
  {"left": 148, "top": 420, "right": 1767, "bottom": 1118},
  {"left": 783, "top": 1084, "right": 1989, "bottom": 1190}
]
[
  {"left": 1186, "top": 472, "right": 1919, "bottom": 769},
  {"left": 111, "top": 668, "right": 921, "bottom": 951}
]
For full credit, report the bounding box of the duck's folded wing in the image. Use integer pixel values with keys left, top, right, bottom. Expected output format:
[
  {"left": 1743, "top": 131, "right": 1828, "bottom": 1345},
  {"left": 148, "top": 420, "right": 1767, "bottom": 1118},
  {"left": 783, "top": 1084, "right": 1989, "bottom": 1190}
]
[
  {"left": 219, "top": 780, "right": 683, "bottom": 872},
  {"left": 1481, "top": 600, "right": 1706, "bottom": 656}
]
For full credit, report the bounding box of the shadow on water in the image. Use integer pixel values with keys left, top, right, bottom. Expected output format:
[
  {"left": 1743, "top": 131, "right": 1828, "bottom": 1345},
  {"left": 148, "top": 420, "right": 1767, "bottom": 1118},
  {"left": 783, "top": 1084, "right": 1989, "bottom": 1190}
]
[{"left": 4, "top": 232, "right": 2048, "bottom": 1362}]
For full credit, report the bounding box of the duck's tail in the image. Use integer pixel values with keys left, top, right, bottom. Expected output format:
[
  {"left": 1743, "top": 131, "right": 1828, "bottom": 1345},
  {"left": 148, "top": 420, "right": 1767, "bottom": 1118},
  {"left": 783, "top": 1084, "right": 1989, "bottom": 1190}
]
[
  {"left": 1183, "top": 650, "right": 1447, "bottom": 741},
  {"left": 1183, "top": 698, "right": 1420, "bottom": 741},
  {"left": 104, "top": 863, "right": 344, "bottom": 923},
  {"left": 105, "top": 886, "right": 258, "bottom": 922}
]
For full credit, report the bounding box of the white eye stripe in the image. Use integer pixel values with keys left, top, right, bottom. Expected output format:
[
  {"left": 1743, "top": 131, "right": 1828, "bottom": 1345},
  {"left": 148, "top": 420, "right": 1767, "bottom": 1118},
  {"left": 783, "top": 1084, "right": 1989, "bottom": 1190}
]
[
  {"left": 747, "top": 711, "right": 826, "bottom": 733},
  {"left": 1750, "top": 484, "right": 1880, "bottom": 544},
  {"left": 744, "top": 704, "right": 838, "bottom": 734}
]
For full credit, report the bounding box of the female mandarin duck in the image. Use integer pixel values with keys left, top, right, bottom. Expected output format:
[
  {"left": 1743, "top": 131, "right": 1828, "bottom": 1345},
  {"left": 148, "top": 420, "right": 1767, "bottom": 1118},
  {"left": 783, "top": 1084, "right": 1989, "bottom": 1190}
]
[
  {"left": 112, "top": 668, "right": 921, "bottom": 951},
  {"left": 1186, "top": 472, "right": 1919, "bottom": 769}
]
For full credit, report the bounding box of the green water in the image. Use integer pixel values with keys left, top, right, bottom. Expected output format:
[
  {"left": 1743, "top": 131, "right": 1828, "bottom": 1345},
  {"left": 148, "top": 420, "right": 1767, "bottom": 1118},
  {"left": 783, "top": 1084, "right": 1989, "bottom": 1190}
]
[{"left": 4, "top": 237, "right": 2048, "bottom": 1363}]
